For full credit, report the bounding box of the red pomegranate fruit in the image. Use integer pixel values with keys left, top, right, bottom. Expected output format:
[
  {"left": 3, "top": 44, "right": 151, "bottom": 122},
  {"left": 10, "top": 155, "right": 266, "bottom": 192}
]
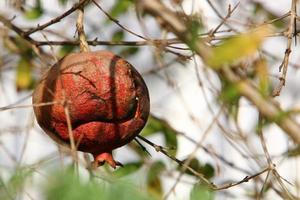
[{"left": 32, "top": 50, "right": 150, "bottom": 168}]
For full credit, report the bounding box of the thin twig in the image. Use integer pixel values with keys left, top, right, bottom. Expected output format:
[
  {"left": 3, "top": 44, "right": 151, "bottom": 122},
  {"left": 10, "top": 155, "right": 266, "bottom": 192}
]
[
  {"left": 136, "top": 135, "right": 214, "bottom": 187},
  {"left": 216, "top": 167, "right": 270, "bottom": 190},
  {"left": 0, "top": 101, "right": 64, "bottom": 111},
  {"left": 140, "top": 2, "right": 300, "bottom": 197},
  {"left": 0, "top": 14, "right": 35, "bottom": 44},
  {"left": 140, "top": 0, "right": 300, "bottom": 145},
  {"left": 259, "top": 169, "right": 271, "bottom": 198},
  {"left": 209, "top": 3, "right": 240, "bottom": 37},
  {"left": 63, "top": 100, "right": 79, "bottom": 174},
  {"left": 206, "top": 0, "right": 239, "bottom": 33},
  {"left": 91, "top": 0, "right": 147, "bottom": 41},
  {"left": 164, "top": 107, "right": 223, "bottom": 199},
  {"left": 134, "top": 138, "right": 152, "bottom": 156},
  {"left": 258, "top": 117, "right": 295, "bottom": 199},
  {"left": 137, "top": 135, "right": 272, "bottom": 191},
  {"left": 273, "top": 170, "right": 296, "bottom": 200},
  {"left": 0, "top": 14, "right": 54, "bottom": 64},
  {"left": 25, "top": 0, "right": 90, "bottom": 36},
  {"left": 273, "top": 0, "right": 297, "bottom": 96}
]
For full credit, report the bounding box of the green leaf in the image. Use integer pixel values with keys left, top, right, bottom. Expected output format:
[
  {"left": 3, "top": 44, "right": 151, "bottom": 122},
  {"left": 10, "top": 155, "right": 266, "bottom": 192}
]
[
  {"left": 208, "top": 27, "right": 270, "bottom": 68},
  {"left": 8, "top": 168, "right": 33, "bottom": 191},
  {"left": 141, "top": 116, "right": 164, "bottom": 136},
  {"left": 218, "top": 79, "right": 241, "bottom": 119},
  {"left": 253, "top": 3, "right": 285, "bottom": 29},
  {"left": 141, "top": 116, "right": 178, "bottom": 155},
  {"left": 16, "top": 58, "right": 34, "bottom": 91},
  {"left": 25, "top": 0, "right": 43, "bottom": 20},
  {"left": 272, "top": 110, "right": 291, "bottom": 123},
  {"left": 147, "top": 161, "right": 166, "bottom": 198},
  {"left": 128, "top": 141, "right": 151, "bottom": 157},
  {"left": 113, "top": 162, "right": 143, "bottom": 178},
  {"left": 3, "top": 37, "right": 19, "bottom": 53},
  {"left": 4, "top": 36, "right": 34, "bottom": 59},
  {"left": 219, "top": 82, "right": 240, "bottom": 103},
  {"left": 109, "top": 0, "right": 134, "bottom": 18},
  {"left": 0, "top": 167, "right": 34, "bottom": 200},
  {"left": 190, "top": 183, "right": 214, "bottom": 200},
  {"left": 287, "top": 145, "right": 300, "bottom": 157},
  {"left": 255, "top": 59, "right": 270, "bottom": 97},
  {"left": 110, "top": 182, "right": 156, "bottom": 200},
  {"left": 45, "top": 168, "right": 156, "bottom": 200},
  {"left": 200, "top": 163, "right": 215, "bottom": 180},
  {"left": 186, "top": 19, "right": 203, "bottom": 51},
  {"left": 163, "top": 126, "right": 177, "bottom": 155},
  {"left": 112, "top": 30, "right": 125, "bottom": 42},
  {"left": 185, "top": 158, "right": 201, "bottom": 173},
  {"left": 58, "top": 45, "right": 75, "bottom": 57},
  {"left": 59, "top": 0, "right": 68, "bottom": 6},
  {"left": 45, "top": 170, "right": 104, "bottom": 200},
  {"left": 179, "top": 158, "right": 215, "bottom": 179},
  {"left": 119, "top": 47, "right": 139, "bottom": 57}
]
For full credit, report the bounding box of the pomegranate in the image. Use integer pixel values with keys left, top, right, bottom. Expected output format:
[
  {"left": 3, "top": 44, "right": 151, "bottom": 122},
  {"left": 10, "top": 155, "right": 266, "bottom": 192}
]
[{"left": 32, "top": 51, "right": 150, "bottom": 168}]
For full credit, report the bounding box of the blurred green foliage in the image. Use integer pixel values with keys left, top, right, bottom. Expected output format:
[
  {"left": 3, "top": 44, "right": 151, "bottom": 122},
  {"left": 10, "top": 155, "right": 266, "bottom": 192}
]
[
  {"left": 45, "top": 168, "right": 156, "bottom": 200},
  {"left": 113, "top": 161, "right": 143, "bottom": 178},
  {"left": 4, "top": 36, "right": 36, "bottom": 90},
  {"left": 190, "top": 183, "right": 214, "bottom": 200},
  {"left": 146, "top": 161, "right": 166, "bottom": 198},
  {"left": 287, "top": 145, "right": 300, "bottom": 157},
  {"left": 119, "top": 47, "right": 139, "bottom": 57},
  {"left": 219, "top": 80, "right": 241, "bottom": 118},
  {"left": 253, "top": 59, "right": 271, "bottom": 97},
  {"left": 253, "top": 3, "right": 285, "bottom": 28},
  {"left": 0, "top": 167, "right": 34, "bottom": 200},
  {"left": 179, "top": 158, "right": 215, "bottom": 179},
  {"left": 112, "top": 30, "right": 125, "bottom": 42},
  {"left": 59, "top": 45, "right": 76, "bottom": 57},
  {"left": 186, "top": 18, "right": 203, "bottom": 51},
  {"left": 59, "top": 0, "right": 68, "bottom": 6},
  {"left": 208, "top": 27, "right": 269, "bottom": 68},
  {"left": 109, "top": 0, "right": 135, "bottom": 19},
  {"left": 16, "top": 58, "right": 34, "bottom": 90},
  {"left": 141, "top": 116, "right": 178, "bottom": 156},
  {"left": 2, "top": 0, "right": 278, "bottom": 199},
  {"left": 25, "top": 0, "right": 43, "bottom": 20}
]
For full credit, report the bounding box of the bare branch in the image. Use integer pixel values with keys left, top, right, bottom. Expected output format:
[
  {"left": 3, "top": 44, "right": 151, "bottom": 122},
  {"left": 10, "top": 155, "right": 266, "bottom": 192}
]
[
  {"left": 140, "top": 0, "right": 300, "bottom": 145},
  {"left": 137, "top": 135, "right": 272, "bottom": 191},
  {"left": 92, "top": 0, "right": 147, "bottom": 40},
  {"left": 273, "top": 0, "right": 297, "bottom": 96},
  {"left": 25, "top": 0, "right": 90, "bottom": 36}
]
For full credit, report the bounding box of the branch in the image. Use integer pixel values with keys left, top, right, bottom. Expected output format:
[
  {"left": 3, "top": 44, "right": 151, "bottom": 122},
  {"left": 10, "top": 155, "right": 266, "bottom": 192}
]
[
  {"left": 138, "top": 0, "right": 211, "bottom": 61},
  {"left": 273, "top": 0, "right": 297, "bottom": 96},
  {"left": 209, "top": 3, "right": 240, "bottom": 37},
  {"left": 139, "top": 0, "right": 300, "bottom": 144},
  {"left": 92, "top": 0, "right": 147, "bottom": 40},
  {"left": 222, "top": 67, "right": 300, "bottom": 144},
  {"left": 76, "top": 0, "right": 90, "bottom": 52},
  {"left": 0, "top": 14, "right": 52, "bottom": 63},
  {"left": 25, "top": 0, "right": 90, "bottom": 36},
  {"left": 32, "top": 30, "right": 287, "bottom": 46},
  {"left": 0, "top": 14, "right": 35, "bottom": 44},
  {"left": 136, "top": 135, "right": 215, "bottom": 187},
  {"left": 137, "top": 135, "right": 272, "bottom": 191}
]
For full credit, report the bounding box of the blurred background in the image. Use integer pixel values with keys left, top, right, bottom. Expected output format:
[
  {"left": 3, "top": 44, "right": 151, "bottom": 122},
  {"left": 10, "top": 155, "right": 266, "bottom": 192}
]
[{"left": 0, "top": 0, "right": 300, "bottom": 199}]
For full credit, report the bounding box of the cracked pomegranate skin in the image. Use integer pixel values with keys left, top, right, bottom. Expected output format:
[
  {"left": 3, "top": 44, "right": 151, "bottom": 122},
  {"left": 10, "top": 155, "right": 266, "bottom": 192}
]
[{"left": 32, "top": 50, "right": 150, "bottom": 168}]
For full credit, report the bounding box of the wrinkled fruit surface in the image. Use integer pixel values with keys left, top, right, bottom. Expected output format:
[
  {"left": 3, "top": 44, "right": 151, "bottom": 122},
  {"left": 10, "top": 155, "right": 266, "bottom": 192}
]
[{"left": 32, "top": 51, "right": 150, "bottom": 168}]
